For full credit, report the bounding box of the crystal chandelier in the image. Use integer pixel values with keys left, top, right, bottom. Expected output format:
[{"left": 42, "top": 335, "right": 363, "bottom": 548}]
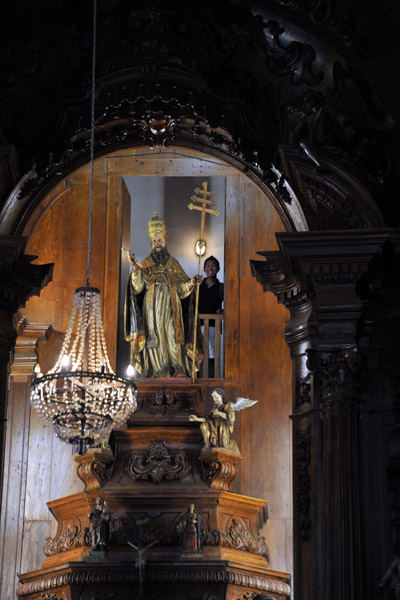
[{"left": 30, "top": 0, "right": 137, "bottom": 454}]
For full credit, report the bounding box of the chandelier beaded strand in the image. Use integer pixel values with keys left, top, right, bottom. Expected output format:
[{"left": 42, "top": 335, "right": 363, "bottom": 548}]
[{"left": 30, "top": 0, "right": 137, "bottom": 455}]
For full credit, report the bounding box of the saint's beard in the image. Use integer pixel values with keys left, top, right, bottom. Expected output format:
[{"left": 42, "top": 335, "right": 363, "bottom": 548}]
[{"left": 151, "top": 247, "right": 169, "bottom": 264}]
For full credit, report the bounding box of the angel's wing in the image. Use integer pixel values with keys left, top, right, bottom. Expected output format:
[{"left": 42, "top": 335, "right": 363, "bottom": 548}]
[{"left": 232, "top": 397, "right": 258, "bottom": 412}]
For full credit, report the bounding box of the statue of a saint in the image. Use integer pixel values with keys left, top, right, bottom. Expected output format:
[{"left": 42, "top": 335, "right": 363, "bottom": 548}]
[
  {"left": 189, "top": 388, "right": 257, "bottom": 452},
  {"left": 88, "top": 496, "right": 111, "bottom": 552},
  {"left": 124, "top": 211, "right": 202, "bottom": 378},
  {"left": 177, "top": 503, "right": 201, "bottom": 552}
]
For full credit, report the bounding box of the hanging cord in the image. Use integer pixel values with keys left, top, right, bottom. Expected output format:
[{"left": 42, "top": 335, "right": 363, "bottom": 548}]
[{"left": 85, "top": 0, "right": 97, "bottom": 286}]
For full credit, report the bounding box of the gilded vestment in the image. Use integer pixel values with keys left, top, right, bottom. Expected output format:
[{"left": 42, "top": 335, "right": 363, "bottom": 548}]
[
  {"left": 125, "top": 253, "right": 201, "bottom": 377},
  {"left": 207, "top": 403, "right": 238, "bottom": 451}
]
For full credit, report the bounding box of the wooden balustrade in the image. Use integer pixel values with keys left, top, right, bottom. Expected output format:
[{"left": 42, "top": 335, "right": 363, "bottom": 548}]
[{"left": 199, "top": 313, "right": 224, "bottom": 379}]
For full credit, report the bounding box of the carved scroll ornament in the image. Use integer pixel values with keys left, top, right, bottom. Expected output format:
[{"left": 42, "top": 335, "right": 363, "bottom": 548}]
[
  {"left": 126, "top": 440, "right": 190, "bottom": 483},
  {"left": 200, "top": 448, "right": 242, "bottom": 491},
  {"left": 205, "top": 517, "right": 269, "bottom": 559},
  {"left": 43, "top": 520, "right": 87, "bottom": 556},
  {"left": 75, "top": 451, "right": 113, "bottom": 491}
]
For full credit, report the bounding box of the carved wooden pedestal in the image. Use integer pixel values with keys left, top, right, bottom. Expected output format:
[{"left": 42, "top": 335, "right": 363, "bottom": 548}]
[
  {"left": 17, "top": 383, "right": 291, "bottom": 600},
  {"left": 201, "top": 447, "right": 242, "bottom": 492}
]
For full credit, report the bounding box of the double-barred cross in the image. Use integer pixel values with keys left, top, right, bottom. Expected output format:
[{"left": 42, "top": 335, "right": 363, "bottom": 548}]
[
  {"left": 188, "top": 181, "right": 219, "bottom": 241},
  {"left": 188, "top": 181, "right": 219, "bottom": 382}
]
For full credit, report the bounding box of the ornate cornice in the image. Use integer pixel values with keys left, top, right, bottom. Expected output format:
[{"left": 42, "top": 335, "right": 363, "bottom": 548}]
[
  {"left": 17, "top": 567, "right": 291, "bottom": 597},
  {"left": 1, "top": 113, "right": 291, "bottom": 237},
  {"left": 0, "top": 236, "right": 53, "bottom": 312},
  {"left": 250, "top": 256, "right": 312, "bottom": 351}
]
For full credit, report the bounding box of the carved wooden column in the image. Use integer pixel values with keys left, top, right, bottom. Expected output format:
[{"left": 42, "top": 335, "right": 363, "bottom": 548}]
[
  {"left": 355, "top": 237, "right": 400, "bottom": 598},
  {"left": 307, "top": 347, "right": 363, "bottom": 600},
  {"left": 252, "top": 229, "right": 400, "bottom": 600},
  {"left": 0, "top": 236, "right": 53, "bottom": 509}
]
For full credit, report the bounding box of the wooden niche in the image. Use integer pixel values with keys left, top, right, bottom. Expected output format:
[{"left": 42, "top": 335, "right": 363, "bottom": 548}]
[{"left": 16, "top": 147, "right": 292, "bottom": 600}]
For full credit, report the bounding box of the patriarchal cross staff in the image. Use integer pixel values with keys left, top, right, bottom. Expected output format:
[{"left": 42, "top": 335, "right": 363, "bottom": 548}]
[{"left": 188, "top": 182, "right": 219, "bottom": 382}]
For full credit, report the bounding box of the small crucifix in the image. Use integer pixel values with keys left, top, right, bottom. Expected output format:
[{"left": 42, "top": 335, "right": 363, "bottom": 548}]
[{"left": 188, "top": 182, "right": 219, "bottom": 382}]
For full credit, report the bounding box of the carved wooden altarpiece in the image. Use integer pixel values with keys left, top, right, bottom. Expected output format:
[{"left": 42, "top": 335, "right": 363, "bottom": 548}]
[{"left": 16, "top": 382, "right": 291, "bottom": 600}]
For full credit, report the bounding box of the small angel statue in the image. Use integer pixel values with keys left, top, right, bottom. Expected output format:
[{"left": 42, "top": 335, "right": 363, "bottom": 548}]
[{"left": 189, "top": 388, "right": 257, "bottom": 452}]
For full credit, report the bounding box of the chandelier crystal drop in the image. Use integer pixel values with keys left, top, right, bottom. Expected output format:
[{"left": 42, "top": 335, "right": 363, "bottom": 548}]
[{"left": 31, "top": 287, "right": 137, "bottom": 454}]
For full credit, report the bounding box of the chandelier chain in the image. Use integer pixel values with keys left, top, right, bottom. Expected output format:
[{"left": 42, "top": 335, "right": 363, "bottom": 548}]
[
  {"left": 30, "top": 0, "right": 137, "bottom": 456},
  {"left": 85, "top": 0, "right": 98, "bottom": 285}
]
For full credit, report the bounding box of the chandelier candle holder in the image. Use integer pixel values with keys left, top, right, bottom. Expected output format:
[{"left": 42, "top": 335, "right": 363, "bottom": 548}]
[
  {"left": 30, "top": 0, "right": 136, "bottom": 455},
  {"left": 31, "top": 287, "right": 137, "bottom": 454}
]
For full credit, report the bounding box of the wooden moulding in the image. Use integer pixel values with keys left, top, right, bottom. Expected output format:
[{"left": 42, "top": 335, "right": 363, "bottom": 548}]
[
  {"left": 40, "top": 487, "right": 270, "bottom": 569},
  {"left": 17, "top": 560, "right": 291, "bottom": 600}
]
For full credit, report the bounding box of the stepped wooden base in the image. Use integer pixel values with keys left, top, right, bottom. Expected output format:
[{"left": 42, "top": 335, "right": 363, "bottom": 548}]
[
  {"left": 40, "top": 488, "right": 269, "bottom": 569},
  {"left": 17, "top": 385, "right": 291, "bottom": 599}
]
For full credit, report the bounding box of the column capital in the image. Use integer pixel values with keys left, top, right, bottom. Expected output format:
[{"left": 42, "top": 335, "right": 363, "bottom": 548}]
[
  {"left": 307, "top": 346, "right": 362, "bottom": 403},
  {"left": 252, "top": 229, "right": 400, "bottom": 347}
]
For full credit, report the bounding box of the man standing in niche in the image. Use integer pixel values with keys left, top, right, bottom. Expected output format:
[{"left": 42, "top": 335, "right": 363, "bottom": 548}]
[
  {"left": 198, "top": 256, "right": 224, "bottom": 377},
  {"left": 124, "top": 211, "right": 202, "bottom": 378}
]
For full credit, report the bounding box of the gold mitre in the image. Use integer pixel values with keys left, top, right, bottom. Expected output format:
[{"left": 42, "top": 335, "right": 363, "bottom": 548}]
[{"left": 148, "top": 210, "right": 167, "bottom": 239}]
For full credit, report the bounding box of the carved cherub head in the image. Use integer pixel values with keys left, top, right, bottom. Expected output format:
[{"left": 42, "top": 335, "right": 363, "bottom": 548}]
[
  {"left": 154, "top": 389, "right": 164, "bottom": 406},
  {"left": 164, "top": 389, "right": 174, "bottom": 405}
]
